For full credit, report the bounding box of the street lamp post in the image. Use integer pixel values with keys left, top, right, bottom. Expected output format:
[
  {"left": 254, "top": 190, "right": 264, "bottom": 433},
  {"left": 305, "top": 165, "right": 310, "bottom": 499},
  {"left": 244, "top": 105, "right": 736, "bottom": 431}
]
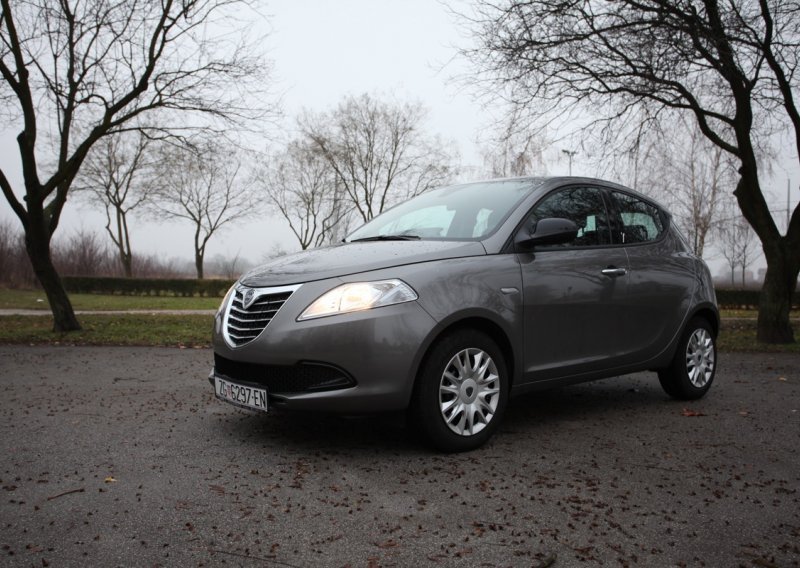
[{"left": 562, "top": 149, "right": 578, "bottom": 176}]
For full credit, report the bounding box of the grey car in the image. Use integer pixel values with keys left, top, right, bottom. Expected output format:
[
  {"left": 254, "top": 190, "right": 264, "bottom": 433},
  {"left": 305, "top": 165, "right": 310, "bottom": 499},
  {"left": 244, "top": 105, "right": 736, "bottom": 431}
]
[{"left": 210, "top": 177, "right": 719, "bottom": 451}]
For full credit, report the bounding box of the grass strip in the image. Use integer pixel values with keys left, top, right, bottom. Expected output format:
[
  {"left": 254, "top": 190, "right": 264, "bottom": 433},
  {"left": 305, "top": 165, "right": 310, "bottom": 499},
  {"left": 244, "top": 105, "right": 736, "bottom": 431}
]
[
  {"left": 718, "top": 319, "right": 800, "bottom": 353},
  {"left": 0, "top": 314, "right": 213, "bottom": 348},
  {"left": 1, "top": 313, "right": 799, "bottom": 352}
]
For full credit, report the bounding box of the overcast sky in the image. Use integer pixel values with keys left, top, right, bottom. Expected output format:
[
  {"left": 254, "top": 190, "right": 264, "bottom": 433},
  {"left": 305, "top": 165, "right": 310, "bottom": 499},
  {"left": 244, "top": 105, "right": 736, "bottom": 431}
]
[
  {"left": 1, "top": 0, "right": 798, "bottom": 275},
  {"left": 1, "top": 0, "right": 504, "bottom": 268}
]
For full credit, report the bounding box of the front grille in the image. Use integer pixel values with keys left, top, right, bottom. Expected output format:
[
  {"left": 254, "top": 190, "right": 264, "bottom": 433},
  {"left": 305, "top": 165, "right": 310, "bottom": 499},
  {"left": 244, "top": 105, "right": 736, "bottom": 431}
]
[
  {"left": 214, "top": 354, "right": 356, "bottom": 394},
  {"left": 225, "top": 287, "right": 294, "bottom": 346}
]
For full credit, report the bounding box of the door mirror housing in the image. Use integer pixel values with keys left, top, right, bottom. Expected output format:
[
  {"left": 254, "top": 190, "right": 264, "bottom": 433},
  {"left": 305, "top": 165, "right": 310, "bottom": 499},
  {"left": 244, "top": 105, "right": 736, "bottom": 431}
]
[{"left": 515, "top": 218, "right": 579, "bottom": 249}]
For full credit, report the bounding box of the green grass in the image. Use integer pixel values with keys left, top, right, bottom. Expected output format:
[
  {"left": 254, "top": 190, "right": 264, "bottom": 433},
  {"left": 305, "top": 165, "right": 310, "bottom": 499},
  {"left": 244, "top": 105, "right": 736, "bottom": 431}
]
[
  {"left": 0, "top": 288, "right": 220, "bottom": 311},
  {"left": 719, "top": 308, "right": 757, "bottom": 319},
  {"left": 1, "top": 313, "right": 798, "bottom": 352},
  {"left": 0, "top": 314, "right": 213, "bottom": 347},
  {"left": 0, "top": 289, "right": 798, "bottom": 351},
  {"left": 718, "top": 318, "right": 800, "bottom": 353}
]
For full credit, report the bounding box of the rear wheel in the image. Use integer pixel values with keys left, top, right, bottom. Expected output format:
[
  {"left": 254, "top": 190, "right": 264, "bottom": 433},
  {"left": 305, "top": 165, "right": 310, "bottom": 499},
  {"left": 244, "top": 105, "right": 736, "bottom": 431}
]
[
  {"left": 410, "top": 329, "right": 508, "bottom": 452},
  {"left": 658, "top": 317, "right": 716, "bottom": 400}
]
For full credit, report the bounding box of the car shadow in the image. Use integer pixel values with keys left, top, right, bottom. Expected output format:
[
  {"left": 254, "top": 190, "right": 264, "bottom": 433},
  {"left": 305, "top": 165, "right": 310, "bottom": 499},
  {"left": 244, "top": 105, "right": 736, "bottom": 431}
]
[
  {"left": 216, "top": 406, "right": 422, "bottom": 454},
  {"left": 504, "top": 372, "right": 670, "bottom": 426},
  {"left": 212, "top": 372, "right": 673, "bottom": 455}
]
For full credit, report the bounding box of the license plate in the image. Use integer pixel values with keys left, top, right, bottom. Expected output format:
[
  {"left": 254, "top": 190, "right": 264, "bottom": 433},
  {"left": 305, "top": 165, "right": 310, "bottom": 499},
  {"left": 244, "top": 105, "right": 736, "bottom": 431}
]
[{"left": 214, "top": 376, "right": 268, "bottom": 412}]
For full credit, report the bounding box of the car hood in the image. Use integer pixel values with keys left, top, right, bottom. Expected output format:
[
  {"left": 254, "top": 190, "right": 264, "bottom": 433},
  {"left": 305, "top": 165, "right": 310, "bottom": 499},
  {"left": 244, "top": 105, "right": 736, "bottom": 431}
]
[{"left": 240, "top": 240, "right": 487, "bottom": 287}]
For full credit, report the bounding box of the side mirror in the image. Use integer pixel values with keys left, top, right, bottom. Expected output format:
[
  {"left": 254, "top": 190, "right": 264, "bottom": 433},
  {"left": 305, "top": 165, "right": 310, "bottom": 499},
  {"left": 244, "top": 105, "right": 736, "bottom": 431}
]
[{"left": 515, "top": 217, "right": 579, "bottom": 249}]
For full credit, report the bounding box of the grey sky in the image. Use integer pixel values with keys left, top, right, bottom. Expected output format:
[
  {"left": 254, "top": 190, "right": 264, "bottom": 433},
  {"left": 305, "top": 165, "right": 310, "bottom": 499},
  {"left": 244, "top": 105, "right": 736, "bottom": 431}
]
[{"left": 1, "top": 0, "right": 499, "bottom": 266}]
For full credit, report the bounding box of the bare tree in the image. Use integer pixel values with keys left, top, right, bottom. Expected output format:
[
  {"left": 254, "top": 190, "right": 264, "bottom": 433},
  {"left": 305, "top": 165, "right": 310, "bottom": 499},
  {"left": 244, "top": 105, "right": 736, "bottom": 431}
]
[
  {"left": 0, "top": 219, "right": 35, "bottom": 287},
  {"left": 634, "top": 120, "right": 736, "bottom": 258},
  {"left": 53, "top": 228, "right": 112, "bottom": 277},
  {"left": 75, "top": 132, "right": 155, "bottom": 277},
  {"left": 0, "top": 0, "right": 272, "bottom": 331},
  {"left": 154, "top": 144, "right": 255, "bottom": 279},
  {"left": 208, "top": 251, "right": 247, "bottom": 280},
  {"left": 480, "top": 112, "right": 549, "bottom": 178},
  {"left": 718, "top": 204, "right": 759, "bottom": 288},
  {"left": 261, "top": 139, "right": 350, "bottom": 250},
  {"left": 465, "top": 0, "right": 800, "bottom": 343},
  {"left": 300, "top": 93, "right": 457, "bottom": 223},
  {"left": 0, "top": 217, "right": 14, "bottom": 283}
]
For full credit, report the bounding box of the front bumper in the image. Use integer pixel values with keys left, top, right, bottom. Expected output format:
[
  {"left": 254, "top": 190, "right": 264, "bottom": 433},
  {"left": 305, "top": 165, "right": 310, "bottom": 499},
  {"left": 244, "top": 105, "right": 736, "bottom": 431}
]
[{"left": 210, "top": 280, "right": 438, "bottom": 413}]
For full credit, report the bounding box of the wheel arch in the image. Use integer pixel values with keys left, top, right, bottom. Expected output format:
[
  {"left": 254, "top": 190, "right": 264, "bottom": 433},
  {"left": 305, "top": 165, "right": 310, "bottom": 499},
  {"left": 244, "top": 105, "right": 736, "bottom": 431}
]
[
  {"left": 409, "top": 314, "right": 518, "bottom": 403},
  {"left": 689, "top": 303, "right": 720, "bottom": 338}
]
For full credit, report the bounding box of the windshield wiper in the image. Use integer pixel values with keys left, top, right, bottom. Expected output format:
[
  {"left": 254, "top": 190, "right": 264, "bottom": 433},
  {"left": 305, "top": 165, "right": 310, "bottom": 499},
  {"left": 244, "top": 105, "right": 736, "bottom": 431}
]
[{"left": 349, "top": 234, "right": 421, "bottom": 243}]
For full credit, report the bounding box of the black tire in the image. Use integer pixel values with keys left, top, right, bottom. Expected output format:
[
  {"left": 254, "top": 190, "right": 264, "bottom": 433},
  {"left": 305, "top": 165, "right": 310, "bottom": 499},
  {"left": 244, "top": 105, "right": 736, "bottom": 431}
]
[
  {"left": 658, "top": 317, "right": 717, "bottom": 400},
  {"left": 410, "top": 329, "right": 509, "bottom": 452}
]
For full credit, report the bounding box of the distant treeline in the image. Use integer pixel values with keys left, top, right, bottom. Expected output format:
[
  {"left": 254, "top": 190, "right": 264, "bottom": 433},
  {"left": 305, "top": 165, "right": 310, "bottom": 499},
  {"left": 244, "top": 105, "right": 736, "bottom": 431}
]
[{"left": 0, "top": 220, "right": 244, "bottom": 288}]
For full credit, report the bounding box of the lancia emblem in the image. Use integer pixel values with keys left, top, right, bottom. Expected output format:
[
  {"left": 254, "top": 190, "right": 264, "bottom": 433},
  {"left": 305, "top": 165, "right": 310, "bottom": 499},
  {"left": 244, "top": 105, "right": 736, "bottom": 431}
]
[{"left": 242, "top": 288, "right": 257, "bottom": 309}]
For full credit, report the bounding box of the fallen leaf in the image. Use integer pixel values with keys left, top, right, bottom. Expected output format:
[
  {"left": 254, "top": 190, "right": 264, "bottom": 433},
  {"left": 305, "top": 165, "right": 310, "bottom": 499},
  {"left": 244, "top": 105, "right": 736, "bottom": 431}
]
[{"left": 682, "top": 408, "right": 706, "bottom": 417}]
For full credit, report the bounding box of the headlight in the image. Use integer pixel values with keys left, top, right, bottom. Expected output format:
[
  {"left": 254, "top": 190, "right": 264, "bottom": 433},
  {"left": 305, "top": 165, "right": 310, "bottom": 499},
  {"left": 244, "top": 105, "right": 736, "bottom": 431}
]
[{"left": 298, "top": 279, "right": 418, "bottom": 321}]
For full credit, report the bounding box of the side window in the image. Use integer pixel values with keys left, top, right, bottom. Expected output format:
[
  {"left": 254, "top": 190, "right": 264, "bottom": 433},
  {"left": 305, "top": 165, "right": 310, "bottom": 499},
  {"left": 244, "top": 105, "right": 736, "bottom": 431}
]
[
  {"left": 526, "top": 186, "right": 612, "bottom": 247},
  {"left": 611, "top": 192, "right": 665, "bottom": 244}
]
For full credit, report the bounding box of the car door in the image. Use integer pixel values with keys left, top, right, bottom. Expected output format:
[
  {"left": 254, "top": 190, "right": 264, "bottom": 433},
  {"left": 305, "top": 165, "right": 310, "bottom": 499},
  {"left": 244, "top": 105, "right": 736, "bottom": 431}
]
[
  {"left": 517, "top": 185, "right": 631, "bottom": 382},
  {"left": 608, "top": 190, "right": 697, "bottom": 364}
]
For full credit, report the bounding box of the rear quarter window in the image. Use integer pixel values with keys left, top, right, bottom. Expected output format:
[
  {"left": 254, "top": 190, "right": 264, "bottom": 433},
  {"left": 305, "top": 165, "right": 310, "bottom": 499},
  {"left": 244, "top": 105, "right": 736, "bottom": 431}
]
[{"left": 612, "top": 192, "right": 665, "bottom": 244}]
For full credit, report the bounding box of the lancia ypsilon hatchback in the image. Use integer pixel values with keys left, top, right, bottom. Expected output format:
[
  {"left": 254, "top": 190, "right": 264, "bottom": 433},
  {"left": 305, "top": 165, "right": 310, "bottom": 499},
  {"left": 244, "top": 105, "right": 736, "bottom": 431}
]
[{"left": 210, "top": 177, "right": 719, "bottom": 452}]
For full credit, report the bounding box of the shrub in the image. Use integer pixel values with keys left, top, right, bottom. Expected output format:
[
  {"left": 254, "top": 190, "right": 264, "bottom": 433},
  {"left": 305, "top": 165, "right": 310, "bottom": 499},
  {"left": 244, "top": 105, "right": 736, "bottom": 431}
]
[
  {"left": 62, "top": 276, "right": 235, "bottom": 297},
  {"left": 716, "top": 288, "right": 798, "bottom": 309}
]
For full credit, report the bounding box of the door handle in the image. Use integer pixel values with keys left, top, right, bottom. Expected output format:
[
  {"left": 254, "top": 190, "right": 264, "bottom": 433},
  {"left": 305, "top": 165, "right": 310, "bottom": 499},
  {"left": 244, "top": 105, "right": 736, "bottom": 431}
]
[{"left": 601, "top": 267, "right": 628, "bottom": 277}]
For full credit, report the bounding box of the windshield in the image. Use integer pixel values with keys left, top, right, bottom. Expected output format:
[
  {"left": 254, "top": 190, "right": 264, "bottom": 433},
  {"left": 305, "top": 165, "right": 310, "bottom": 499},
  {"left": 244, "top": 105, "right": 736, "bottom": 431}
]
[{"left": 346, "top": 179, "right": 540, "bottom": 242}]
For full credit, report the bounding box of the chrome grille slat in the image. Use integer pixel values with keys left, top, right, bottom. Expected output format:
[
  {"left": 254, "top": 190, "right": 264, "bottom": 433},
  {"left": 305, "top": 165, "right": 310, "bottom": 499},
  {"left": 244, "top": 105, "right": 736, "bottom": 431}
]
[
  {"left": 223, "top": 285, "right": 300, "bottom": 347},
  {"left": 228, "top": 313, "right": 276, "bottom": 323},
  {"left": 227, "top": 323, "right": 266, "bottom": 333},
  {"left": 230, "top": 305, "right": 280, "bottom": 312},
  {"left": 229, "top": 333, "right": 258, "bottom": 341},
  {"left": 228, "top": 309, "right": 280, "bottom": 320}
]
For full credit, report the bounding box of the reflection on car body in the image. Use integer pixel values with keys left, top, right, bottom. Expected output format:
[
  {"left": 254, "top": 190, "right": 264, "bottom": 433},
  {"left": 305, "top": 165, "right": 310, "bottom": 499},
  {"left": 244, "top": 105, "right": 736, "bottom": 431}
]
[{"left": 210, "top": 177, "right": 719, "bottom": 452}]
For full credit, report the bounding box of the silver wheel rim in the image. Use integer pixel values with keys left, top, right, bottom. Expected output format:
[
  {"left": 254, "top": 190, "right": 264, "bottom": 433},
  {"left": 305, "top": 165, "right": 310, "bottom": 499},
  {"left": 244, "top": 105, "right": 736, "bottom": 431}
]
[
  {"left": 439, "top": 348, "right": 500, "bottom": 437},
  {"left": 685, "top": 328, "right": 715, "bottom": 388}
]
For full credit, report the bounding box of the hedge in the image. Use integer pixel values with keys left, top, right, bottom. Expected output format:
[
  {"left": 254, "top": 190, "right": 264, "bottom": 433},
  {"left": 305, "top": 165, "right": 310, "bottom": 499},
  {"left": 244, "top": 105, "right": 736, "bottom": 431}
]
[
  {"left": 715, "top": 288, "right": 798, "bottom": 309},
  {"left": 63, "top": 277, "right": 235, "bottom": 297}
]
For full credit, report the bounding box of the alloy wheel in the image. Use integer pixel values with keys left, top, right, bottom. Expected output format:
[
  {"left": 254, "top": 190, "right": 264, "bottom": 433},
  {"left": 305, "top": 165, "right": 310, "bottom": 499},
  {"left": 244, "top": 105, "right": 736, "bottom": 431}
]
[
  {"left": 438, "top": 348, "right": 500, "bottom": 436},
  {"left": 685, "top": 328, "right": 715, "bottom": 388}
]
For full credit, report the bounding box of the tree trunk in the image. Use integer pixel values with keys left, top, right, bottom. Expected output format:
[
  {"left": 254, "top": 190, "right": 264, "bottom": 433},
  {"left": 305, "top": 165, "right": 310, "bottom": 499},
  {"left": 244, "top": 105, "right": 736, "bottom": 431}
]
[
  {"left": 757, "top": 245, "right": 799, "bottom": 344},
  {"left": 110, "top": 216, "right": 134, "bottom": 278},
  {"left": 24, "top": 227, "right": 81, "bottom": 332},
  {"left": 195, "top": 251, "right": 204, "bottom": 280},
  {"left": 120, "top": 251, "right": 133, "bottom": 278},
  {"left": 733, "top": 140, "right": 797, "bottom": 344}
]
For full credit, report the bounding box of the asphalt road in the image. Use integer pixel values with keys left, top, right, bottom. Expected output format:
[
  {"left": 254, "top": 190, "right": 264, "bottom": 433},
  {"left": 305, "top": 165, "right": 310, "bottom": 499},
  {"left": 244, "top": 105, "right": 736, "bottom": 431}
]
[{"left": 0, "top": 346, "right": 798, "bottom": 568}]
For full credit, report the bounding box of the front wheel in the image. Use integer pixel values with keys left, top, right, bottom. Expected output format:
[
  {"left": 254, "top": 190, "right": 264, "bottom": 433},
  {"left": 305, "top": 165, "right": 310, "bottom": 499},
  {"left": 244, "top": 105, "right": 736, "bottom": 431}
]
[
  {"left": 658, "top": 317, "right": 717, "bottom": 400},
  {"left": 410, "top": 329, "right": 508, "bottom": 452}
]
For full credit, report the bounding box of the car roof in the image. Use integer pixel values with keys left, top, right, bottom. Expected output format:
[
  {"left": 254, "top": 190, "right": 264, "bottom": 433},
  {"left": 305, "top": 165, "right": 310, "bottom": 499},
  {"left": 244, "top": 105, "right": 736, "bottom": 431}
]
[{"left": 460, "top": 175, "right": 669, "bottom": 211}]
